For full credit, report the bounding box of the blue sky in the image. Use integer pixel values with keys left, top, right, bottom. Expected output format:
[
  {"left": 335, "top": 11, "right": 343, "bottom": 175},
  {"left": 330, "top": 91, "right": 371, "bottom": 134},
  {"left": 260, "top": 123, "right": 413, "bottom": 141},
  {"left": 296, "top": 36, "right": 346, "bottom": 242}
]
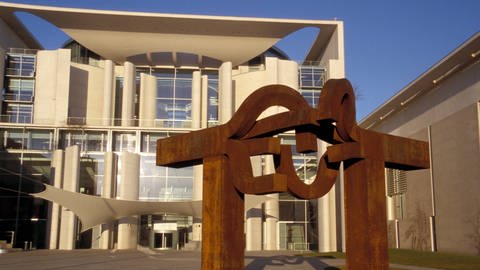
[{"left": 7, "top": 0, "right": 480, "bottom": 120}]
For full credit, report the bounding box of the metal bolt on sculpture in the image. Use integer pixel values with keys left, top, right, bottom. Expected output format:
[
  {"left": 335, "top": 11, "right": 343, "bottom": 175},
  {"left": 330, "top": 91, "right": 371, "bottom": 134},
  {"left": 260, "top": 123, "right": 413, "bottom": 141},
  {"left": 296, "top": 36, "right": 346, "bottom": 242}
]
[{"left": 156, "top": 79, "right": 429, "bottom": 270}]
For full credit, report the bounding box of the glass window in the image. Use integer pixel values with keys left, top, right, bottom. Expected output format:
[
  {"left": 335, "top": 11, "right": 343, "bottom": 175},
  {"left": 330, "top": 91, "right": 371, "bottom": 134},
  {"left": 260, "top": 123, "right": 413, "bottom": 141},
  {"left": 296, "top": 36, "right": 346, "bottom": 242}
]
[
  {"left": 26, "top": 129, "right": 52, "bottom": 151},
  {"left": 141, "top": 132, "right": 167, "bottom": 153},
  {"left": 157, "top": 79, "right": 174, "bottom": 98},
  {"left": 279, "top": 201, "right": 306, "bottom": 221},
  {"left": 80, "top": 154, "right": 104, "bottom": 196},
  {"left": 154, "top": 68, "right": 195, "bottom": 128},
  {"left": 5, "top": 129, "right": 26, "bottom": 149},
  {"left": 174, "top": 80, "right": 191, "bottom": 99},
  {"left": 85, "top": 131, "right": 107, "bottom": 152},
  {"left": 6, "top": 54, "right": 36, "bottom": 77},
  {"left": 114, "top": 132, "right": 136, "bottom": 152},
  {"left": 4, "top": 104, "right": 32, "bottom": 123}
]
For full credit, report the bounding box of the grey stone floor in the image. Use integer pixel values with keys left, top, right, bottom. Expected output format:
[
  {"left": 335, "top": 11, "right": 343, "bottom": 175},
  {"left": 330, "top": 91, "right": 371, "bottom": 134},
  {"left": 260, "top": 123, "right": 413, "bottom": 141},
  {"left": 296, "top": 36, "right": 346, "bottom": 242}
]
[{"left": 0, "top": 249, "right": 443, "bottom": 270}]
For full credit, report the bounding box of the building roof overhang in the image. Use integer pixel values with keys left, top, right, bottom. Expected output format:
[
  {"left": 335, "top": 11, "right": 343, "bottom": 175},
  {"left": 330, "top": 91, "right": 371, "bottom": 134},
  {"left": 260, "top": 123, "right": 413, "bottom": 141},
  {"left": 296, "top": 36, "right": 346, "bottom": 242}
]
[
  {"left": 360, "top": 32, "right": 480, "bottom": 129},
  {"left": 0, "top": 1, "right": 341, "bottom": 66}
]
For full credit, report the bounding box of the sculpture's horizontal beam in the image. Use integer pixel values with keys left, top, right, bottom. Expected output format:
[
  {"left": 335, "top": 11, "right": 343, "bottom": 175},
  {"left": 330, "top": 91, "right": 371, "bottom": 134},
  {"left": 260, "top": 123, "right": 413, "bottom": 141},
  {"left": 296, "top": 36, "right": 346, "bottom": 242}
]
[{"left": 327, "top": 129, "right": 430, "bottom": 170}]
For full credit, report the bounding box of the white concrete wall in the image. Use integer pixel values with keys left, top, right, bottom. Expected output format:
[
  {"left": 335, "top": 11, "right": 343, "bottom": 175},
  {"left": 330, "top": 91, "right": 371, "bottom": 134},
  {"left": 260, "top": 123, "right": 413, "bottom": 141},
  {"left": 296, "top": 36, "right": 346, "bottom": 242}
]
[
  {"left": 233, "top": 58, "right": 299, "bottom": 106},
  {"left": 318, "top": 23, "right": 345, "bottom": 79},
  {"left": 34, "top": 49, "right": 71, "bottom": 125},
  {"left": 69, "top": 62, "right": 105, "bottom": 125},
  {"left": 373, "top": 62, "right": 480, "bottom": 137},
  {"left": 0, "top": 18, "right": 29, "bottom": 50}
]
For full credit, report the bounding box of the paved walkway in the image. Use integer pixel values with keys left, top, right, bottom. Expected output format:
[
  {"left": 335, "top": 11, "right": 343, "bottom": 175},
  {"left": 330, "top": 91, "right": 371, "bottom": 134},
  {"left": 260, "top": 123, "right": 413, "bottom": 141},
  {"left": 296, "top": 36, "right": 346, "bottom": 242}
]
[{"left": 0, "top": 249, "right": 443, "bottom": 270}]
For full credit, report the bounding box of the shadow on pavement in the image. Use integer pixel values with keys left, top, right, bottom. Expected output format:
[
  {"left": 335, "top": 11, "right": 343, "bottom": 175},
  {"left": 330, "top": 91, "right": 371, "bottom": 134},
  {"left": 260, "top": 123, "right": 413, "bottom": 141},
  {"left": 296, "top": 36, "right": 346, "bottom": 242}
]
[{"left": 245, "top": 255, "right": 341, "bottom": 270}]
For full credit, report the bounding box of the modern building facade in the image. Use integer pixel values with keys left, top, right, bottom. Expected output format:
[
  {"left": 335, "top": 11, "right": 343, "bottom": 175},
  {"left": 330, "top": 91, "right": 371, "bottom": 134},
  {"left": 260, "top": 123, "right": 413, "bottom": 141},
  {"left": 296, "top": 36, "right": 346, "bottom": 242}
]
[
  {"left": 360, "top": 33, "right": 480, "bottom": 255},
  {"left": 0, "top": 2, "right": 345, "bottom": 251}
]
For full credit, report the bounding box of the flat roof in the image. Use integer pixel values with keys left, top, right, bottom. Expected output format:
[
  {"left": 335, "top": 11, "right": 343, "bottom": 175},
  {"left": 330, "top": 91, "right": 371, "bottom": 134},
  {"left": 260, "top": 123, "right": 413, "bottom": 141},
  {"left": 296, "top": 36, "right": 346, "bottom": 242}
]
[
  {"left": 360, "top": 32, "right": 480, "bottom": 129},
  {"left": 0, "top": 1, "right": 341, "bottom": 66}
]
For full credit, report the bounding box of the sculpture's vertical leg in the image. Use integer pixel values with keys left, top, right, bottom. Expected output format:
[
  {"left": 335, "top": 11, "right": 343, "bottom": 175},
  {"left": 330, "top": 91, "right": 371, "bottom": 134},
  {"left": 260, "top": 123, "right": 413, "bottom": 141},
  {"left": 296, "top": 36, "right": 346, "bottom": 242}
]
[
  {"left": 202, "top": 155, "right": 245, "bottom": 270},
  {"left": 343, "top": 159, "right": 389, "bottom": 270}
]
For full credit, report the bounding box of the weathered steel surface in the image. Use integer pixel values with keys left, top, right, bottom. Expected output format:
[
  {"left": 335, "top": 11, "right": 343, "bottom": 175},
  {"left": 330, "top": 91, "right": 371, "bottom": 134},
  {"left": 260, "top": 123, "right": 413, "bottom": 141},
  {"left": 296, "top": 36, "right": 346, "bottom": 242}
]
[{"left": 156, "top": 79, "right": 429, "bottom": 270}]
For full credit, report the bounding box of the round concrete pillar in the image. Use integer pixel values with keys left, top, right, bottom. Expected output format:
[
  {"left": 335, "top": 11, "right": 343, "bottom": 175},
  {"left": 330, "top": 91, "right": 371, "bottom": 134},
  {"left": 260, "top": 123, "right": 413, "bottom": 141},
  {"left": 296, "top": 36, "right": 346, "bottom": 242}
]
[
  {"left": 218, "top": 62, "right": 232, "bottom": 124},
  {"left": 121, "top": 62, "right": 136, "bottom": 127},
  {"left": 117, "top": 151, "right": 140, "bottom": 249},
  {"left": 139, "top": 73, "right": 157, "bottom": 127}
]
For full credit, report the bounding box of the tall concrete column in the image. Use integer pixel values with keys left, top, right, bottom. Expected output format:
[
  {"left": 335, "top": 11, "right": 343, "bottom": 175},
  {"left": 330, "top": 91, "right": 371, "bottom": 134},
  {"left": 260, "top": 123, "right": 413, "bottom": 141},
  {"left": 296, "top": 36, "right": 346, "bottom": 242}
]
[
  {"left": 117, "top": 151, "right": 140, "bottom": 249},
  {"left": 218, "top": 62, "right": 233, "bottom": 124},
  {"left": 200, "top": 75, "right": 209, "bottom": 128},
  {"left": 191, "top": 72, "right": 205, "bottom": 241},
  {"left": 263, "top": 155, "right": 278, "bottom": 250},
  {"left": 48, "top": 149, "right": 64, "bottom": 249},
  {"left": 59, "top": 145, "right": 80, "bottom": 250},
  {"left": 139, "top": 73, "right": 157, "bottom": 127},
  {"left": 246, "top": 156, "right": 263, "bottom": 250},
  {"left": 100, "top": 152, "right": 117, "bottom": 249},
  {"left": 192, "top": 165, "right": 203, "bottom": 241},
  {"left": 317, "top": 140, "right": 339, "bottom": 252},
  {"left": 191, "top": 71, "right": 201, "bottom": 129},
  {"left": 102, "top": 60, "right": 115, "bottom": 126},
  {"left": 121, "top": 61, "right": 136, "bottom": 127},
  {"left": 0, "top": 48, "right": 5, "bottom": 114}
]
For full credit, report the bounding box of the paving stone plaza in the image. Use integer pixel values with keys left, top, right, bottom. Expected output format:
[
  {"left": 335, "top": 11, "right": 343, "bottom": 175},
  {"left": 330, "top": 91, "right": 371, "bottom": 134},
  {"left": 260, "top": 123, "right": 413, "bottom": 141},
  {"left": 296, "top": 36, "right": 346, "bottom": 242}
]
[{"left": 0, "top": 250, "right": 442, "bottom": 270}]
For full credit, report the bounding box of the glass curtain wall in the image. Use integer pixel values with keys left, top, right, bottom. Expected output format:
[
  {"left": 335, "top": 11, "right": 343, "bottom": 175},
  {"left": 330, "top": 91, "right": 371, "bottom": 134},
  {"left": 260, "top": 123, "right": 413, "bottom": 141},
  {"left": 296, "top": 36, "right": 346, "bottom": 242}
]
[
  {"left": 1, "top": 51, "right": 36, "bottom": 124},
  {"left": 299, "top": 65, "right": 326, "bottom": 108},
  {"left": 277, "top": 135, "right": 319, "bottom": 251}
]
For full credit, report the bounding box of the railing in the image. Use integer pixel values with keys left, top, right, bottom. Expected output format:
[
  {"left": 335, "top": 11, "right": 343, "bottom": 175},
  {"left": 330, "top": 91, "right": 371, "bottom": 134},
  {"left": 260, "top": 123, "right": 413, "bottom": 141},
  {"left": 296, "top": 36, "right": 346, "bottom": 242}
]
[
  {"left": 2, "top": 93, "right": 34, "bottom": 102},
  {"left": 8, "top": 48, "right": 37, "bottom": 55},
  {"left": 0, "top": 115, "right": 32, "bottom": 124},
  {"left": 5, "top": 68, "right": 35, "bottom": 77},
  {"left": 287, "top": 242, "right": 311, "bottom": 251}
]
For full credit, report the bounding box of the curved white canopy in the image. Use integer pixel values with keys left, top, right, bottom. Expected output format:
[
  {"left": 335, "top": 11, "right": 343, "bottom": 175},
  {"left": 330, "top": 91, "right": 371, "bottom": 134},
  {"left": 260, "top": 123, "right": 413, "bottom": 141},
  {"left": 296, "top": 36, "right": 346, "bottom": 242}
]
[
  {"left": 31, "top": 183, "right": 272, "bottom": 232},
  {"left": 0, "top": 1, "right": 340, "bottom": 66}
]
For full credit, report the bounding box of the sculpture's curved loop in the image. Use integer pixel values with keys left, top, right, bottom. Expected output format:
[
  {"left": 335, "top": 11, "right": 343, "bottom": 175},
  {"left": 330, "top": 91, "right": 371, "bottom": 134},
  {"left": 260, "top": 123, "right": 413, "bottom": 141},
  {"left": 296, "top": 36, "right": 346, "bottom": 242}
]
[
  {"left": 226, "top": 138, "right": 288, "bottom": 194},
  {"left": 277, "top": 145, "right": 339, "bottom": 199},
  {"left": 317, "top": 79, "right": 358, "bottom": 142},
  {"left": 225, "top": 84, "right": 310, "bottom": 139}
]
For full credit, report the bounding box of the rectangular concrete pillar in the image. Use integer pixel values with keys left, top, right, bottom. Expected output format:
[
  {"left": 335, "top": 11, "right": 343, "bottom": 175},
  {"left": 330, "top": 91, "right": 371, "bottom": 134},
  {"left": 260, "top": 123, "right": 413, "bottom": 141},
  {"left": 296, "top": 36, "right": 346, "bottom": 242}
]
[
  {"left": 100, "top": 152, "right": 117, "bottom": 249},
  {"left": 59, "top": 145, "right": 80, "bottom": 250},
  {"left": 246, "top": 156, "right": 263, "bottom": 250},
  {"left": 200, "top": 75, "right": 209, "bottom": 128},
  {"left": 246, "top": 205, "right": 263, "bottom": 251},
  {"left": 34, "top": 49, "right": 71, "bottom": 125},
  {"left": 48, "top": 149, "right": 64, "bottom": 249},
  {"left": 102, "top": 59, "right": 115, "bottom": 126},
  {"left": 191, "top": 71, "right": 202, "bottom": 129},
  {"left": 263, "top": 155, "right": 278, "bottom": 250},
  {"left": 0, "top": 48, "right": 4, "bottom": 114},
  {"left": 117, "top": 151, "right": 140, "bottom": 249}
]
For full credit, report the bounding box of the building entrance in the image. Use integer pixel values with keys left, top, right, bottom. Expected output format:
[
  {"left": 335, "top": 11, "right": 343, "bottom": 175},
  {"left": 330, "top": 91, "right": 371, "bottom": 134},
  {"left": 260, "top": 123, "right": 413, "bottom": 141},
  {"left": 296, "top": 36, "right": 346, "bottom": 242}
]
[{"left": 153, "top": 231, "right": 175, "bottom": 249}]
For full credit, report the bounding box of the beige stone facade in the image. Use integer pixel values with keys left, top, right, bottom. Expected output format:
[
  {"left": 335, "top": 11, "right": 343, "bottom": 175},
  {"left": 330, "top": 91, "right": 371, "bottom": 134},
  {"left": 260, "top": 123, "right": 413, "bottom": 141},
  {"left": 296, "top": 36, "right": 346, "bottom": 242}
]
[{"left": 361, "top": 33, "right": 480, "bottom": 255}]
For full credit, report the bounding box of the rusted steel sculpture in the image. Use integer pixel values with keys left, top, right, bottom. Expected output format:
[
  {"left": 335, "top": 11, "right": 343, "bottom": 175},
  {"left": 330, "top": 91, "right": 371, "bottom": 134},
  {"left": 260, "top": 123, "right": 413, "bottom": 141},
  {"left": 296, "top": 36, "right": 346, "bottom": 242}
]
[{"left": 156, "top": 79, "right": 429, "bottom": 270}]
